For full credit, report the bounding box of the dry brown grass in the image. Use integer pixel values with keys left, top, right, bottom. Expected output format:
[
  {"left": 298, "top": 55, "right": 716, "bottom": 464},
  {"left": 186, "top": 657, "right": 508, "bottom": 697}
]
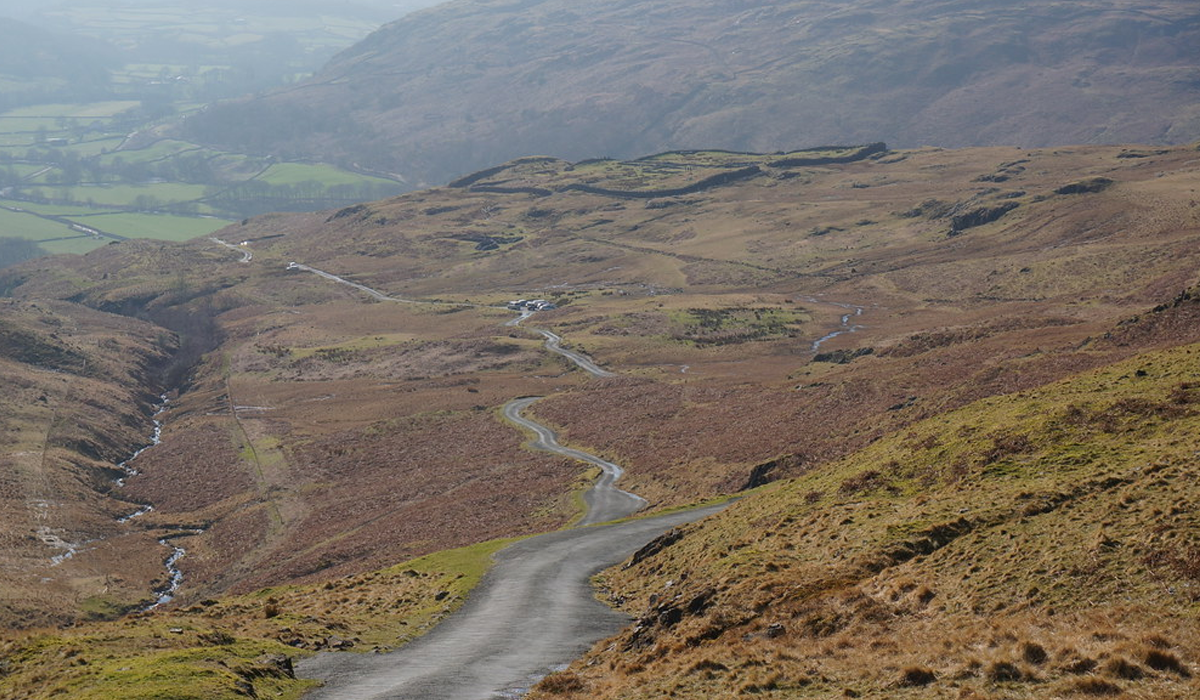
[{"left": 527, "top": 341, "right": 1200, "bottom": 699}]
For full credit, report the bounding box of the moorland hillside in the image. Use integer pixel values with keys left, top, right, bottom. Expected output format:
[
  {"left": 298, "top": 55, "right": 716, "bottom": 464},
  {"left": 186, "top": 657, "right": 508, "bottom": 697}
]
[
  {"left": 183, "top": 0, "right": 1200, "bottom": 187},
  {"left": 0, "top": 142, "right": 1197, "bottom": 698}
]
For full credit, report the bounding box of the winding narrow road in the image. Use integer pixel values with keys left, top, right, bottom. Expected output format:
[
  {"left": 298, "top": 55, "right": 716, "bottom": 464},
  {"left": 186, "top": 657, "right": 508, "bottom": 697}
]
[
  {"left": 503, "top": 397, "right": 646, "bottom": 526},
  {"left": 297, "top": 380, "right": 711, "bottom": 700},
  {"left": 531, "top": 328, "right": 615, "bottom": 378},
  {"left": 210, "top": 237, "right": 253, "bottom": 263},
  {"left": 287, "top": 261, "right": 615, "bottom": 378},
  {"left": 230, "top": 251, "right": 723, "bottom": 698}
]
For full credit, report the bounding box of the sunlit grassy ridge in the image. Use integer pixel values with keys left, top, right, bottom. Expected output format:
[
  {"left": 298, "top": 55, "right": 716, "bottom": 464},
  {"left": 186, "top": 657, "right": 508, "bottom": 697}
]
[{"left": 533, "top": 341, "right": 1200, "bottom": 698}]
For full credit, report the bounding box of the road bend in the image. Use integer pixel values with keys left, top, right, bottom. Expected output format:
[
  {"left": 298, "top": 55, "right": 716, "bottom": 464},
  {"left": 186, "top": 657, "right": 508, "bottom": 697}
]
[
  {"left": 274, "top": 255, "right": 722, "bottom": 698},
  {"left": 504, "top": 396, "right": 645, "bottom": 526},
  {"left": 505, "top": 308, "right": 615, "bottom": 378},
  {"left": 297, "top": 405, "right": 721, "bottom": 700},
  {"left": 533, "top": 328, "right": 615, "bottom": 378}
]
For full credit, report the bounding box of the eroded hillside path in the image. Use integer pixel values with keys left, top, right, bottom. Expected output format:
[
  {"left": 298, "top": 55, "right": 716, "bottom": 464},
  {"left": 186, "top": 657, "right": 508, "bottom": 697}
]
[{"left": 277, "top": 258, "right": 727, "bottom": 698}]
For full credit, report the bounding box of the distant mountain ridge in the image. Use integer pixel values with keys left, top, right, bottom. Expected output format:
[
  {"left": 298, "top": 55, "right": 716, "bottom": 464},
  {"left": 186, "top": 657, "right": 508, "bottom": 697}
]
[{"left": 183, "top": 0, "right": 1200, "bottom": 187}]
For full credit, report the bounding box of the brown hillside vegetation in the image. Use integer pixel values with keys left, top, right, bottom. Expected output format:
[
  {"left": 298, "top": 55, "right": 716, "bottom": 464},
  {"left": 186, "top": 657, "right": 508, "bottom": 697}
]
[
  {"left": 2, "top": 142, "right": 1199, "bottom": 625},
  {"left": 0, "top": 142, "right": 1197, "bottom": 697},
  {"left": 184, "top": 0, "right": 1200, "bottom": 187},
  {"left": 529, "top": 337, "right": 1200, "bottom": 699},
  {"left": 0, "top": 298, "right": 175, "bottom": 628}
]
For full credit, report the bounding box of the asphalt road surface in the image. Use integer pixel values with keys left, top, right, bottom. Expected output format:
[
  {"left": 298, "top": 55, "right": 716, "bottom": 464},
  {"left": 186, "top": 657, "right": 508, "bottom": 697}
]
[
  {"left": 532, "top": 327, "right": 615, "bottom": 378},
  {"left": 503, "top": 396, "right": 646, "bottom": 525},
  {"left": 298, "top": 502, "right": 724, "bottom": 699},
  {"left": 280, "top": 254, "right": 722, "bottom": 699},
  {"left": 299, "top": 400, "right": 718, "bottom": 699}
]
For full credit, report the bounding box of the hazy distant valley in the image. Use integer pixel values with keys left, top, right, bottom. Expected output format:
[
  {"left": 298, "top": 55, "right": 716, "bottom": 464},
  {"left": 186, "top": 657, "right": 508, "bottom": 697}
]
[
  {"left": 0, "top": 0, "right": 443, "bottom": 265},
  {"left": 0, "top": 1, "right": 1198, "bottom": 699}
]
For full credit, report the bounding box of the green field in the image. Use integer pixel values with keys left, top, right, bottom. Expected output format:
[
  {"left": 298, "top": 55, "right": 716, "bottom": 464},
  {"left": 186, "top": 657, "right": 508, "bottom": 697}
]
[
  {"left": 0, "top": 196, "right": 233, "bottom": 253},
  {"left": 0, "top": 207, "right": 77, "bottom": 240},
  {"left": 0, "top": 1, "right": 408, "bottom": 262},
  {"left": 58, "top": 137, "right": 128, "bottom": 157},
  {"left": 45, "top": 4, "right": 379, "bottom": 52},
  {"left": 0, "top": 102, "right": 139, "bottom": 150},
  {"left": 1, "top": 102, "right": 141, "bottom": 120},
  {"left": 1, "top": 164, "right": 49, "bottom": 179},
  {"left": 257, "top": 162, "right": 398, "bottom": 187},
  {"left": 2, "top": 200, "right": 105, "bottom": 217},
  {"left": 39, "top": 237, "right": 109, "bottom": 256},
  {"left": 93, "top": 140, "right": 203, "bottom": 164},
  {"left": 65, "top": 212, "right": 230, "bottom": 241},
  {"left": 46, "top": 182, "right": 210, "bottom": 207}
]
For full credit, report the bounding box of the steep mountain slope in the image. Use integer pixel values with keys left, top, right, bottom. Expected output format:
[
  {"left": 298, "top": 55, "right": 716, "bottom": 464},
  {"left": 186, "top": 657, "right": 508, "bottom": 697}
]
[{"left": 183, "top": 0, "right": 1200, "bottom": 187}]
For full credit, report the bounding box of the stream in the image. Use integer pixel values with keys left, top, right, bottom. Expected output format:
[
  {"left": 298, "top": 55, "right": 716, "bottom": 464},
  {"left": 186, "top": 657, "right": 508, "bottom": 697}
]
[
  {"left": 807, "top": 298, "right": 866, "bottom": 353},
  {"left": 42, "top": 398, "right": 167, "bottom": 568},
  {"left": 109, "top": 396, "right": 203, "bottom": 611}
]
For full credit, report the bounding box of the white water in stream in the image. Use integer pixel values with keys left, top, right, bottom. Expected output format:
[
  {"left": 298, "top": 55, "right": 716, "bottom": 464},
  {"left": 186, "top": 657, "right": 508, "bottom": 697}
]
[
  {"left": 42, "top": 398, "right": 169, "bottom": 568},
  {"left": 105, "top": 396, "right": 204, "bottom": 611}
]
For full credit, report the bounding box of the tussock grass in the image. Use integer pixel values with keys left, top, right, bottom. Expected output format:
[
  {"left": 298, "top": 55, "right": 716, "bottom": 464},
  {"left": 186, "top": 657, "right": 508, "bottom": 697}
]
[{"left": 530, "top": 342, "right": 1200, "bottom": 699}]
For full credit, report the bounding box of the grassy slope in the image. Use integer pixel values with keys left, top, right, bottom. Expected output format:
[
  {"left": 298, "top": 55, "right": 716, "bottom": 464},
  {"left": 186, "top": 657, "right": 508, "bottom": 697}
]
[
  {"left": 530, "top": 328, "right": 1200, "bottom": 698},
  {"left": 183, "top": 0, "right": 1200, "bottom": 185},
  {"left": 3, "top": 143, "right": 1198, "bottom": 612},
  {"left": 0, "top": 299, "right": 177, "bottom": 629}
]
